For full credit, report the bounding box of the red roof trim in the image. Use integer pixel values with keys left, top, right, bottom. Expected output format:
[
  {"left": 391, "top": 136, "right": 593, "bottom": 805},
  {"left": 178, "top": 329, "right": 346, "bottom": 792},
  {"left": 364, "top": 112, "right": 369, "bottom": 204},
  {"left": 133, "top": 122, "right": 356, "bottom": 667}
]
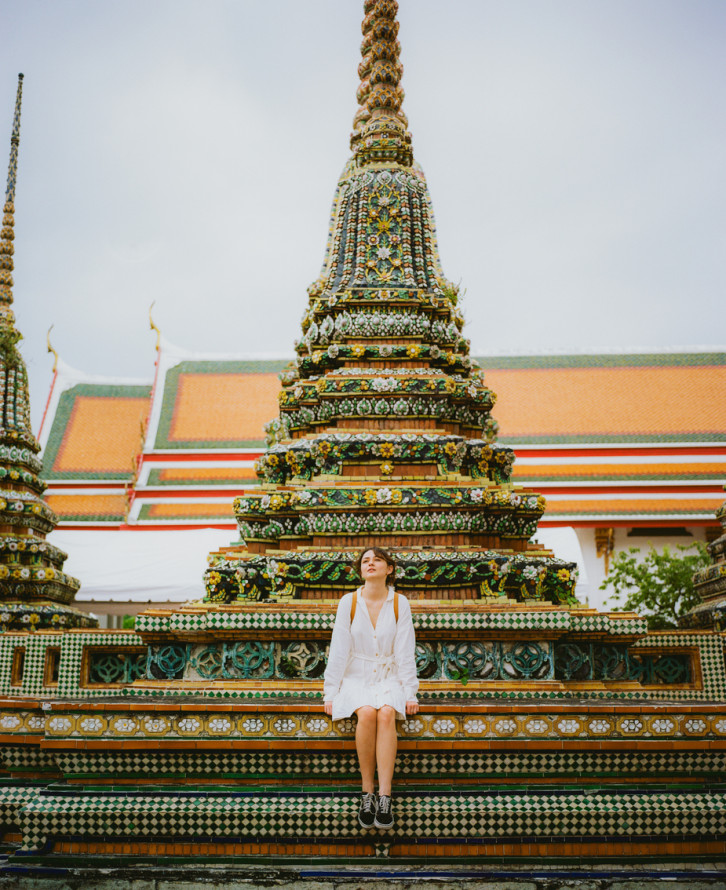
[{"left": 140, "top": 451, "right": 264, "bottom": 462}]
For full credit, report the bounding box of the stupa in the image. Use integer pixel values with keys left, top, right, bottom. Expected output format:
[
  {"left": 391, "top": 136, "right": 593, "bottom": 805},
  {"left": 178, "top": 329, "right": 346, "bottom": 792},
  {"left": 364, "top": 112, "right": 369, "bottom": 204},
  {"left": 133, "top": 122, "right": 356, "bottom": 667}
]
[
  {"left": 198, "top": 0, "right": 579, "bottom": 613},
  {"left": 0, "top": 74, "right": 91, "bottom": 635},
  {"left": 1, "top": 2, "right": 725, "bottom": 876}
]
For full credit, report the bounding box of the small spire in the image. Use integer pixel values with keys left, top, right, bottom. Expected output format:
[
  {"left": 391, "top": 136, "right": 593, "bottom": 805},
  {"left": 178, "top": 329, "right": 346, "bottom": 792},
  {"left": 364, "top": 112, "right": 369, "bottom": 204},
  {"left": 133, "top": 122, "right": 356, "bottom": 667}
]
[
  {"left": 351, "top": 1, "right": 412, "bottom": 167},
  {"left": 1, "top": 74, "right": 24, "bottom": 318},
  {"left": 5, "top": 74, "right": 24, "bottom": 205}
]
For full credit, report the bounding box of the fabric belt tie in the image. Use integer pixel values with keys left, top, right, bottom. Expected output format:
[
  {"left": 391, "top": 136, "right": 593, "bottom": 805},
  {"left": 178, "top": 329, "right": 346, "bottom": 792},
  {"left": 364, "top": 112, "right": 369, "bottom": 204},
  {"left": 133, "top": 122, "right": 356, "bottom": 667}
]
[
  {"left": 350, "top": 652, "right": 395, "bottom": 690},
  {"left": 351, "top": 652, "right": 394, "bottom": 666}
]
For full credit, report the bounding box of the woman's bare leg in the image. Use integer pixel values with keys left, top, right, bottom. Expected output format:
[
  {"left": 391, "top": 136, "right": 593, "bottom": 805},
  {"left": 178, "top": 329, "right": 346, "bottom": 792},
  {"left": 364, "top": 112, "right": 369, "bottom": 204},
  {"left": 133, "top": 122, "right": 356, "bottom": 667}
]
[
  {"left": 355, "top": 707, "right": 377, "bottom": 793},
  {"left": 375, "top": 706, "right": 397, "bottom": 796}
]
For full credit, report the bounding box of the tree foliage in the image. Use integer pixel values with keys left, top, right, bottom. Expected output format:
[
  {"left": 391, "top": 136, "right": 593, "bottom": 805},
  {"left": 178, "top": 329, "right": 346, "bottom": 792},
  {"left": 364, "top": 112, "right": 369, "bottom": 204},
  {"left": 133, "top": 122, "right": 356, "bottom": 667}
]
[{"left": 600, "top": 543, "right": 710, "bottom": 630}]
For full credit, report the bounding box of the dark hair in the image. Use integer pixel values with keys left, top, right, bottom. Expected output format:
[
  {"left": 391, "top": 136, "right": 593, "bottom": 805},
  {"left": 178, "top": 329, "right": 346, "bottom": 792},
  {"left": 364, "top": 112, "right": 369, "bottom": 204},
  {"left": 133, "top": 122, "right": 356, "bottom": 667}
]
[{"left": 354, "top": 547, "right": 397, "bottom": 584}]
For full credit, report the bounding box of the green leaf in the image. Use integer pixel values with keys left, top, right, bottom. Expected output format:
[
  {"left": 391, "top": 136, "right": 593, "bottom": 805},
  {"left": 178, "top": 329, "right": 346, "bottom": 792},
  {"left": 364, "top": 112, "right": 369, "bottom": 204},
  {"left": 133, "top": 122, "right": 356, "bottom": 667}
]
[{"left": 600, "top": 542, "right": 709, "bottom": 630}]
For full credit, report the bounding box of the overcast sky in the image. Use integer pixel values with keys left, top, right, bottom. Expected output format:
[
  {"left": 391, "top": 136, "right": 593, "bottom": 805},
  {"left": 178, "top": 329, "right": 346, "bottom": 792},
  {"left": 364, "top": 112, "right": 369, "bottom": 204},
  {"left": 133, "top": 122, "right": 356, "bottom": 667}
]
[{"left": 2, "top": 0, "right": 725, "bottom": 431}]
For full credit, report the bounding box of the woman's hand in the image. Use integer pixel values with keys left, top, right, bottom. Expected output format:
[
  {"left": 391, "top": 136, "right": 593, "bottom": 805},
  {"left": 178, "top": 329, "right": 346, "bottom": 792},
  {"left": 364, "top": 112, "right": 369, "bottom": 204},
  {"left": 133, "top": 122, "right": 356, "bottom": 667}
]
[
  {"left": 324, "top": 700, "right": 333, "bottom": 716},
  {"left": 405, "top": 700, "right": 419, "bottom": 716}
]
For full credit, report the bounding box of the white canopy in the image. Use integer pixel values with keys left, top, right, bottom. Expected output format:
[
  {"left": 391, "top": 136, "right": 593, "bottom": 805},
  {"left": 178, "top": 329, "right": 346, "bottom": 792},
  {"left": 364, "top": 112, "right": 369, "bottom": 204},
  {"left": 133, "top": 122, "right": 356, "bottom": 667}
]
[
  {"left": 47, "top": 526, "right": 590, "bottom": 608},
  {"left": 48, "top": 529, "right": 235, "bottom": 604}
]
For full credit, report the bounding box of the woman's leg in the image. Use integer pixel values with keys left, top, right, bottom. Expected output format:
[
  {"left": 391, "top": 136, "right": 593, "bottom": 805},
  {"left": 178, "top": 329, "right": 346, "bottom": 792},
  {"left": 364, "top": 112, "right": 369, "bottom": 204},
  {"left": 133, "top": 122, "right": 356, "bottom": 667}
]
[
  {"left": 375, "top": 706, "right": 397, "bottom": 796},
  {"left": 355, "top": 706, "right": 377, "bottom": 793}
]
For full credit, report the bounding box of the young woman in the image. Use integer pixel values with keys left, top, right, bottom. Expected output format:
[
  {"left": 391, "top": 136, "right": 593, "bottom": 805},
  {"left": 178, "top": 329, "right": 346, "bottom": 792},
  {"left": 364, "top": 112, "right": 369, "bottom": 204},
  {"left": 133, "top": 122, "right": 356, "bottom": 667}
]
[{"left": 323, "top": 547, "right": 419, "bottom": 830}]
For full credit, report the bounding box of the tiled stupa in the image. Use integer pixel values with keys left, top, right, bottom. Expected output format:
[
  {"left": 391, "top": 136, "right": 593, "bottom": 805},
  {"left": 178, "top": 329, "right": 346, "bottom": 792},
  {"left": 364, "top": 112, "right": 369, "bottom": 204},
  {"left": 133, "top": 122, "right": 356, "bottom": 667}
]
[
  {"left": 0, "top": 75, "right": 91, "bottom": 634},
  {"left": 1, "top": 5, "right": 725, "bottom": 873},
  {"left": 200, "top": 0, "right": 579, "bottom": 612}
]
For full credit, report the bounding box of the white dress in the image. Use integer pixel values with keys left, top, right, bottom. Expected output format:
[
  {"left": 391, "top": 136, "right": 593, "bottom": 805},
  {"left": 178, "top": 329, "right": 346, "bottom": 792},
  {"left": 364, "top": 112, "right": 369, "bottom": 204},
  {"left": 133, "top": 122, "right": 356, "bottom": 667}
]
[{"left": 323, "top": 586, "right": 419, "bottom": 722}]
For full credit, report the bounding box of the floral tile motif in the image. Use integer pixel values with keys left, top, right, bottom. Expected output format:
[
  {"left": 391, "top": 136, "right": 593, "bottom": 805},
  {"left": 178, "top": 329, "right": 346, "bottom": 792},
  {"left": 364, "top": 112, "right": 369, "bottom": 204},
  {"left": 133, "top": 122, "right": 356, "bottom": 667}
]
[{"left": 4, "top": 704, "right": 726, "bottom": 744}]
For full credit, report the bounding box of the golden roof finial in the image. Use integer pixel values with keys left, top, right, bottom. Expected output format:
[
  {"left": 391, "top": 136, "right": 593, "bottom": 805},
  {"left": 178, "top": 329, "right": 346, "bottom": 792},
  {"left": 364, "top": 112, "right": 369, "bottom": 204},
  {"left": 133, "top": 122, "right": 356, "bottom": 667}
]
[
  {"left": 1, "top": 74, "right": 24, "bottom": 317},
  {"left": 351, "top": 1, "right": 412, "bottom": 166},
  {"left": 149, "top": 301, "right": 161, "bottom": 352},
  {"left": 47, "top": 324, "right": 59, "bottom": 373}
]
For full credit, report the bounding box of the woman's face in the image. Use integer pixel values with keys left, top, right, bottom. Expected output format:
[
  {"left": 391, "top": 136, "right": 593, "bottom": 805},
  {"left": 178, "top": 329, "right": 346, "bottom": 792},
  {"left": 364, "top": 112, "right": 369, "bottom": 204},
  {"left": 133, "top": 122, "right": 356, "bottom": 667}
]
[{"left": 361, "top": 550, "right": 393, "bottom": 582}]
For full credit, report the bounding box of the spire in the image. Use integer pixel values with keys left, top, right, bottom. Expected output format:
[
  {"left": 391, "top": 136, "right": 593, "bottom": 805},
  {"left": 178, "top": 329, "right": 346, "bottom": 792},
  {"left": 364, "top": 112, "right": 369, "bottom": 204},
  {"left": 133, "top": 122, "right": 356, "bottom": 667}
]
[
  {"left": 4, "top": 73, "right": 23, "bottom": 205},
  {"left": 0, "top": 75, "right": 90, "bottom": 633},
  {"left": 0, "top": 74, "right": 23, "bottom": 338},
  {"left": 351, "top": 0, "right": 412, "bottom": 167},
  {"left": 307, "top": 0, "right": 451, "bottom": 300}
]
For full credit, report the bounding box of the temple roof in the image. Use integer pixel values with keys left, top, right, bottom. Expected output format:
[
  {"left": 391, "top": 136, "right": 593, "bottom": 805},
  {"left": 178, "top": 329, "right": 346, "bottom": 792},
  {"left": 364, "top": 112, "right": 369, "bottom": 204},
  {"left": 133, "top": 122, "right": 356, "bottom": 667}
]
[
  {"left": 480, "top": 353, "right": 726, "bottom": 444},
  {"left": 41, "top": 382, "right": 151, "bottom": 479},
  {"left": 37, "top": 344, "right": 726, "bottom": 529},
  {"left": 151, "top": 359, "right": 287, "bottom": 450}
]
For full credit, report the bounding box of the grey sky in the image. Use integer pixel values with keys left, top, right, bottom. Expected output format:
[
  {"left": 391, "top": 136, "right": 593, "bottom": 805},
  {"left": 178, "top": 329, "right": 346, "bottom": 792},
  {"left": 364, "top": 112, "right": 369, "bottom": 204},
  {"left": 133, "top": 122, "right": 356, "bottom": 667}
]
[{"left": 1, "top": 0, "right": 724, "bottom": 431}]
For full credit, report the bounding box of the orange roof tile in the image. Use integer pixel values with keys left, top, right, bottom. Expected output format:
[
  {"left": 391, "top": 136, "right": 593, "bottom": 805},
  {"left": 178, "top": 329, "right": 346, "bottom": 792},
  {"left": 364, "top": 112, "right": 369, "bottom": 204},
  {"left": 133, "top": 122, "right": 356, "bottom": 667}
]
[
  {"left": 43, "top": 385, "right": 150, "bottom": 479},
  {"left": 139, "top": 502, "right": 235, "bottom": 520},
  {"left": 168, "top": 372, "right": 280, "bottom": 445},
  {"left": 154, "top": 467, "right": 258, "bottom": 483},
  {"left": 487, "top": 366, "right": 726, "bottom": 441},
  {"left": 543, "top": 497, "right": 724, "bottom": 516},
  {"left": 46, "top": 494, "right": 128, "bottom": 521}
]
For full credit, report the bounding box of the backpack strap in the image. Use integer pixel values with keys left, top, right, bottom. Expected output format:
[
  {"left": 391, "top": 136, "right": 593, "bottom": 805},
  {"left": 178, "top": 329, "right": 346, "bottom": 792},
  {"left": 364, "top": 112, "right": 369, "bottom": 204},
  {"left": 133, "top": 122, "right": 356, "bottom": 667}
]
[{"left": 394, "top": 590, "right": 399, "bottom": 623}]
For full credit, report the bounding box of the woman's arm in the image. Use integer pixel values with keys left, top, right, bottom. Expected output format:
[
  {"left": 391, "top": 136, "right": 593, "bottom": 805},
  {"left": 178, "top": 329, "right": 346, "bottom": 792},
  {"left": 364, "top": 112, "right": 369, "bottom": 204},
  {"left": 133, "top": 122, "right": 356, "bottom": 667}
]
[
  {"left": 323, "top": 592, "right": 353, "bottom": 707},
  {"left": 393, "top": 595, "right": 419, "bottom": 712}
]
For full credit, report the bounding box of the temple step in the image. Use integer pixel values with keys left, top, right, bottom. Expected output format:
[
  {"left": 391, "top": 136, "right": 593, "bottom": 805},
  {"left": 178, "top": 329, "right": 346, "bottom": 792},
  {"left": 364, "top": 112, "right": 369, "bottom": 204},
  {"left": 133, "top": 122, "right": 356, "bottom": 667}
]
[{"left": 8, "top": 785, "right": 726, "bottom": 862}]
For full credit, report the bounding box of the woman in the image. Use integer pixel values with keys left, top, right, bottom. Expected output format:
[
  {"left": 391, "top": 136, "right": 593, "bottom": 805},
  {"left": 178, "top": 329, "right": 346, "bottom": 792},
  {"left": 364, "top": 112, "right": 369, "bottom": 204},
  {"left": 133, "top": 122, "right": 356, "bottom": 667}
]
[{"left": 323, "top": 547, "right": 419, "bottom": 830}]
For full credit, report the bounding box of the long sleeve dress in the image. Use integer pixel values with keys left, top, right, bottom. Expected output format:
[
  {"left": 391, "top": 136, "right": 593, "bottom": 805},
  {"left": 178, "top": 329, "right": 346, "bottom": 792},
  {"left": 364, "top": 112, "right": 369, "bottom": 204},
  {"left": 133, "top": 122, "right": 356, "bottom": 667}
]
[{"left": 323, "top": 586, "right": 419, "bottom": 722}]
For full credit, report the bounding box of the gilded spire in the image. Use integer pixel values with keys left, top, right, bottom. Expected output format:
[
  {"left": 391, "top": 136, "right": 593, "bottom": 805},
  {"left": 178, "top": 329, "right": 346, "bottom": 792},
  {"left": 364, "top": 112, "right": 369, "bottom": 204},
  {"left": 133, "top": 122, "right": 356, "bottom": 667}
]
[
  {"left": 0, "top": 74, "right": 24, "bottom": 323},
  {"left": 351, "top": 0, "right": 412, "bottom": 167}
]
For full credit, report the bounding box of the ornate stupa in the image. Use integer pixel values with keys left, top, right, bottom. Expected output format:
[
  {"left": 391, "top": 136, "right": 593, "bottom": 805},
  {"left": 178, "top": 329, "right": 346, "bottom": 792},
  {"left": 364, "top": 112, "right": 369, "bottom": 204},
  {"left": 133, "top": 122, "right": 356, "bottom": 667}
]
[
  {"left": 0, "top": 75, "right": 92, "bottom": 632},
  {"left": 201, "top": 0, "right": 579, "bottom": 612}
]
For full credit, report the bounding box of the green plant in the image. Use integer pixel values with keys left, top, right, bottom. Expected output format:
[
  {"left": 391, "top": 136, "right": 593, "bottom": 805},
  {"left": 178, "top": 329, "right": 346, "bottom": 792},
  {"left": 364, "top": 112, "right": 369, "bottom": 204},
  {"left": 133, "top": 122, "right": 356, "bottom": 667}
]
[
  {"left": 448, "top": 665, "right": 470, "bottom": 686},
  {"left": 600, "top": 543, "right": 709, "bottom": 630},
  {"left": 279, "top": 655, "right": 299, "bottom": 678}
]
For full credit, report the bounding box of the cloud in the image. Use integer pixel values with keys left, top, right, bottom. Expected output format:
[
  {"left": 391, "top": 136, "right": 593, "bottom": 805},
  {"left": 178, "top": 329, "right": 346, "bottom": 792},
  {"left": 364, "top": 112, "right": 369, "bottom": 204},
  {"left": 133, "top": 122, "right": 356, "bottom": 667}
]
[{"left": 0, "top": 0, "right": 723, "bottom": 430}]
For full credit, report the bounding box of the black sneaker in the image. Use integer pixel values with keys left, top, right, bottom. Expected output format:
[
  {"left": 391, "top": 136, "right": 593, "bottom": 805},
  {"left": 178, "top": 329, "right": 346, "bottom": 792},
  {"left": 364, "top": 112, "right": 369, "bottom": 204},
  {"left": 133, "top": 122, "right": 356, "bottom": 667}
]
[
  {"left": 358, "top": 792, "right": 377, "bottom": 828},
  {"left": 374, "top": 793, "right": 393, "bottom": 830}
]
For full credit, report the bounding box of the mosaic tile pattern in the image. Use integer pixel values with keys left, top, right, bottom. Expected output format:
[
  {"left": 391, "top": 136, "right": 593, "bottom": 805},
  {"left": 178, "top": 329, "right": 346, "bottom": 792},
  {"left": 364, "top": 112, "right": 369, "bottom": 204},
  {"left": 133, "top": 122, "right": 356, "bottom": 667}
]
[
  {"left": 49, "top": 748, "right": 726, "bottom": 782},
  {"left": 1, "top": 623, "right": 722, "bottom": 702},
  {"left": 0, "top": 745, "right": 58, "bottom": 774},
  {"left": 15, "top": 788, "right": 726, "bottom": 851},
  {"left": 0, "top": 630, "right": 144, "bottom": 698},
  {"left": 0, "top": 785, "right": 41, "bottom": 834},
  {"left": 631, "top": 632, "right": 726, "bottom": 700},
  {"left": 135, "top": 605, "right": 647, "bottom": 636}
]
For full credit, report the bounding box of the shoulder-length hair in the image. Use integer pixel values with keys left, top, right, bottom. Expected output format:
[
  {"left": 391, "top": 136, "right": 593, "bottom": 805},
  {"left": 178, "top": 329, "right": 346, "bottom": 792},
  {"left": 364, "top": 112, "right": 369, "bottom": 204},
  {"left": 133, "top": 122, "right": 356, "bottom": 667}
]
[{"left": 353, "top": 546, "right": 397, "bottom": 584}]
